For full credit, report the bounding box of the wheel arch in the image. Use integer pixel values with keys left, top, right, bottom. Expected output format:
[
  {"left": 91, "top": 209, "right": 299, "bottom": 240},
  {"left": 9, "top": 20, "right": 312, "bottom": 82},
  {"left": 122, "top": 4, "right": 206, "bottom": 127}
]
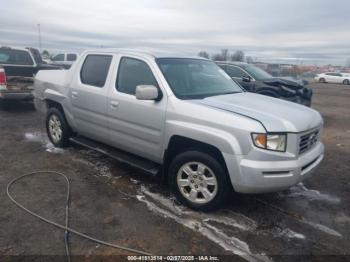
[{"left": 163, "top": 135, "right": 230, "bottom": 180}]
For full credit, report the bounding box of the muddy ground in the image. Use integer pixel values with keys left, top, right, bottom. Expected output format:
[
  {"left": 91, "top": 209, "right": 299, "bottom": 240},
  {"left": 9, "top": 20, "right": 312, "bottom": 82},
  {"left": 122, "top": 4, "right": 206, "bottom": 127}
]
[{"left": 0, "top": 82, "right": 349, "bottom": 261}]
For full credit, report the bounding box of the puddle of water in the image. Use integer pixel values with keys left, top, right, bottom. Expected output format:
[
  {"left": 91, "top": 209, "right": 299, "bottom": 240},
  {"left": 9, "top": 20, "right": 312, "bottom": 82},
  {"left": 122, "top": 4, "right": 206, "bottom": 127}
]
[
  {"left": 302, "top": 220, "right": 342, "bottom": 238},
  {"left": 283, "top": 183, "right": 341, "bottom": 204},
  {"left": 137, "top": 185, "right": 271, "bottom": 262},
  {"left": 24, "top": 132, "right": 65, "bottom": 154},
  {"left": 280, "top": 229, "right": 305, "bottom": 239}
]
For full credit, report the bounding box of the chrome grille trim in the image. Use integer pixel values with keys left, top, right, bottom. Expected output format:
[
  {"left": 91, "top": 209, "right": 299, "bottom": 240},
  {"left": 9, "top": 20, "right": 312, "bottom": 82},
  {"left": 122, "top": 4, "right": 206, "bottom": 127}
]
[{"left": 299, "top": 129, "right": 319, "bottom": 154}]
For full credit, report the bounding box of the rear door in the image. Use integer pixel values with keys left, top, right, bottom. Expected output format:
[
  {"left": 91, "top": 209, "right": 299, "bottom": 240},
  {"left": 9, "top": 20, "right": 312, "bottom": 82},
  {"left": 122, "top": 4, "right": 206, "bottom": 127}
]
[
  {"left": 334, "top": 73, "right": 343, "bottom": 83},
  {"left": 69, "top": 53, "right": 113, "bottom": 143},
  {"left": 325, "top": 73, "right": 336, "bottom": 83},
  {"left": 107, "top": 55, "right": 167, "bottom": 163}
]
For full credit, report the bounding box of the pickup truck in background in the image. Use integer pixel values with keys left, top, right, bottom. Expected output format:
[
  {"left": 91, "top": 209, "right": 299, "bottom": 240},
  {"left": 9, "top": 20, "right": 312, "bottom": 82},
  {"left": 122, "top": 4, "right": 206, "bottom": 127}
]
[
  {"left": 34, "top": 49, "right": 325, "bottom": 211},
  {"left": 0, "top": 46, "right": 62, "bottom": 109},
  {"left": 50, "top": 52, "right": 79, "bottom": 69},
  {"left": 216, "top": 61, "right": 313, "bottom": 106}
]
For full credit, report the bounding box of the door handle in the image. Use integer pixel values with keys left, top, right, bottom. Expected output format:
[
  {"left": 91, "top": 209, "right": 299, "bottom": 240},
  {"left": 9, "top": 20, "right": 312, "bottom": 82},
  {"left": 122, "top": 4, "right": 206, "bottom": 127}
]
[
  {"left": 110, "top": 101, "right": 119, "bottom": 109},
  {"left": 71, "top": 91, "right": 78, "bottom": 99}
]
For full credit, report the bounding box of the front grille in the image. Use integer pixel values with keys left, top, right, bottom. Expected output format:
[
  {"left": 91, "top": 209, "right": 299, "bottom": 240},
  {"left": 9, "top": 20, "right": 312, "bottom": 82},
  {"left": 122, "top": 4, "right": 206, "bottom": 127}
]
[{"left": 299, "top": 130, "right": 319, "bottom": 154}]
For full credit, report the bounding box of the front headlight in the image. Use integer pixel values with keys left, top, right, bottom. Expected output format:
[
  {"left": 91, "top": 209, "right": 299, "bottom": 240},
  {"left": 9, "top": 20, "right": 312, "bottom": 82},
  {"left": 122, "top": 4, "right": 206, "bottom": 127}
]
[{"left": 252, "top": 133, "right": 287, "bottom": 152}]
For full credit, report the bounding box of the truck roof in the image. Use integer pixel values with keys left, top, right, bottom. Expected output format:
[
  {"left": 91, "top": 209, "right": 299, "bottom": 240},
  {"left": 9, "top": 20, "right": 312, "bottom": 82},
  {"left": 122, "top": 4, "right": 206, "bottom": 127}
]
[
  {"left": 83, "top": 48, "right": 207, "bottom": 60},
  {"left": 0, "top": 45, "right": 31, "bottom": 52}
]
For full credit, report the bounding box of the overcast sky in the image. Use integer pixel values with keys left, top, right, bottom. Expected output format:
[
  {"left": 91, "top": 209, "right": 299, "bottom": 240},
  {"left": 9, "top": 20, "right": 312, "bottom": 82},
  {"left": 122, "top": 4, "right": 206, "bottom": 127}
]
[{"left": 1, "top": 0, "right": 349, "bottom": 65}]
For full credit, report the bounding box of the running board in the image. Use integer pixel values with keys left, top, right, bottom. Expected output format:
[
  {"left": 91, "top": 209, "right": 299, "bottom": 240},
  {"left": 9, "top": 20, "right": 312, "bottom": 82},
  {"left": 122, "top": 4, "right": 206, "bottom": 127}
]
[{"left": 70, "top": 136, "right": 160, "bottom": 176}]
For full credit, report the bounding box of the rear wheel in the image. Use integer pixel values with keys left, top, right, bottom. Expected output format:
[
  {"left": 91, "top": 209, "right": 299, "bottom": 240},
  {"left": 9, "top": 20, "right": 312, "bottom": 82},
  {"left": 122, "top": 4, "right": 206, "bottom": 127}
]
[
  {"left": 343, "top": 79, "right": 349, "bottom": 85},
  {"left": 168, "top": 151, "right": 231, "bottom": 211},
  {"left": 46, "top": 107, "right": 71, "bottom": 148},
  {"left": 319, "top": 78, "right": 326, "bottom": 83}
]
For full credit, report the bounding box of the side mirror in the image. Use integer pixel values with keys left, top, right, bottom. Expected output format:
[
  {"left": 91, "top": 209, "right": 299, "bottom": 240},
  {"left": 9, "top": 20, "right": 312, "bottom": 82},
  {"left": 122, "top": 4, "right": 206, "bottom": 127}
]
[
  {"left": 136, "top": 85, "right": 159, "bottom": 100},
  {"left": 242, "top": 76, "right": 251, "bottom": 82}
]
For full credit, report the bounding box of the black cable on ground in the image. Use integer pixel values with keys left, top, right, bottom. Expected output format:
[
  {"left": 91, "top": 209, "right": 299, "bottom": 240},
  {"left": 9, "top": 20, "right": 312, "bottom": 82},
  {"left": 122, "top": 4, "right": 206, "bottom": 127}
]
[{"left": 6, "top": 171, "right": 152, "bottom": 261}]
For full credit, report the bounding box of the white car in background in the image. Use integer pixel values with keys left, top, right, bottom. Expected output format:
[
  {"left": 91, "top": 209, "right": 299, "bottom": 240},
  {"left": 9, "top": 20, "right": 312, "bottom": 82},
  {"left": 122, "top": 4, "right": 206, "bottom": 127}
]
[{"left": 315, "top": 72, "right": 350, "bottom": 85}]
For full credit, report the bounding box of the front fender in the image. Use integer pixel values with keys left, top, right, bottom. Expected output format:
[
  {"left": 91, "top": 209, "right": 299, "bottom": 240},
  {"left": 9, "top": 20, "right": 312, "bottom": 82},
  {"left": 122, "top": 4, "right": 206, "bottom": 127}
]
[{"left": 164, "top": 120, "right": 243, "bottom": 157}]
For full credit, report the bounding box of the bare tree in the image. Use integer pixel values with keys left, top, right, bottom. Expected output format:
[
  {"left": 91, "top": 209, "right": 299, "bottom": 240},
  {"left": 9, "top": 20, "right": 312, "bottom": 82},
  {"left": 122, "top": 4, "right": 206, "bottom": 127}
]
[
  {"left": 246, "top": 56, "right": 254, "bottom": 64},
  {"left": 42, "top": 50, "right": 50, "bottom": 57},
  {"left": 231, "top": 50, "right": 245, "bottom": 62},
  {"left": 221, "top": 49, "right": 229, "bottom": 61},
  {"left": 212, "top": 49, "right": 230, "bottom": 61},
  {"left": 198, "top": 51, "right": 210, "bottom": 59}
]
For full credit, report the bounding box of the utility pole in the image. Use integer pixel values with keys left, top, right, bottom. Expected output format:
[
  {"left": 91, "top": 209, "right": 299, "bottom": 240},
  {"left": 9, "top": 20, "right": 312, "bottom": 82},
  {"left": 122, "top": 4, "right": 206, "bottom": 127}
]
[{"left": 37, "top": 23, "right": 42, "bottom": 52}]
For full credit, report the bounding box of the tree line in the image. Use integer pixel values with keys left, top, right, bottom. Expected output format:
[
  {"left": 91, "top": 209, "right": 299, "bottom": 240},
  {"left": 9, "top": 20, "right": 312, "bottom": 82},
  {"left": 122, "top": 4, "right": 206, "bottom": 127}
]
[{"left": 198, "top": 49, "right": 254, "bottom": 63}]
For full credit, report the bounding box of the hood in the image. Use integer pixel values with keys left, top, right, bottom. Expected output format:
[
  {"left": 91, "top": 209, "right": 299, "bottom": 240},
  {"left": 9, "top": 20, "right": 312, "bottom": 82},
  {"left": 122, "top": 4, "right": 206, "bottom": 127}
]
[
  {"left": 262, "top": 77, "right": 306, "bottom": 90},
  {"left": 195, "top": 92, "right": 322, "bottom": 132}
]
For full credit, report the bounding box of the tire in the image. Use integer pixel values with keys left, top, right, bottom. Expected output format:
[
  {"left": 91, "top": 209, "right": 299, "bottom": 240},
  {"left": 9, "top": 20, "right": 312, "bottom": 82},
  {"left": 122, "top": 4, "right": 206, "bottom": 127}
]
[
  {"left": 168, "top": 151, "right": 231, "bottom": 211},
  {"left": 46, "top": 107, "right": 71, "bottom": 148},
  {"left": 343, "top": 79, "right": 349, "bottom": 85},
  {"left": 319, "top": 78, "right": 326, "bottom": 83}
]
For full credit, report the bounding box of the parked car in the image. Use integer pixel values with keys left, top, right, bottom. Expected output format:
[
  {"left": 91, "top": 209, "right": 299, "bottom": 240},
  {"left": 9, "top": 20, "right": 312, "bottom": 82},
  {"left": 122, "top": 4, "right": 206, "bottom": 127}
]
[
  {"left": 314, "top": 72, "right": 350, "bottom": 85},
  {"left": 50, "top": 52, "right": 79, "bottom": 69},
  {"left": 34, "top": 50, "right": 324, "bottom": 211},
  {"left": 0, "top": 46, "right": 62, "bottom": 109},
  {"left": 216, "top": 62, "right": 313, "bottom": 106}
]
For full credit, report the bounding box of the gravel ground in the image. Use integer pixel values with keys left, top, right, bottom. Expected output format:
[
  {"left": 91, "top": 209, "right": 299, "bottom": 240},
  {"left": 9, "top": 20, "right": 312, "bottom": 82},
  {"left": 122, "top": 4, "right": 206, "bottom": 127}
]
[{"left": 0, "top": 82, "right": 349, "bottom": 261}]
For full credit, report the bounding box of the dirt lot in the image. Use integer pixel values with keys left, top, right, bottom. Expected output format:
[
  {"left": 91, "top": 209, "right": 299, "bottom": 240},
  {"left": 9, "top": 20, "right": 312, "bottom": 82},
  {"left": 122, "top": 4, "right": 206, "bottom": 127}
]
[{"left": 0, "top": 82, "right": 349, "bottom": 261}]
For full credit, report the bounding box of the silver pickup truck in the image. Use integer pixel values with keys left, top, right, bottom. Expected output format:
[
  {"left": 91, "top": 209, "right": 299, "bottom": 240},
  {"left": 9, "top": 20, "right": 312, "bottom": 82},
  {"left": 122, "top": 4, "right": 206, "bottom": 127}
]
[{"left": 34, "top": 49, "right": 324, "bottom": 211}]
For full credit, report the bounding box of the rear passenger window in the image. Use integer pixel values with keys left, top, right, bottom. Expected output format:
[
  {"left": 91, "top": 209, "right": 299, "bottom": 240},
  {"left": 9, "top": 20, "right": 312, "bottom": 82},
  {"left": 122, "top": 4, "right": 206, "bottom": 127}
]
[
  {"left": 80, "top": 55, "right": 112, "bottom": 87},
  {"left": 67, "top": 54, "right": 77, "bottom": 61},
  {"left": 116, "top": 57, "right": 158, "bottom": 95}
]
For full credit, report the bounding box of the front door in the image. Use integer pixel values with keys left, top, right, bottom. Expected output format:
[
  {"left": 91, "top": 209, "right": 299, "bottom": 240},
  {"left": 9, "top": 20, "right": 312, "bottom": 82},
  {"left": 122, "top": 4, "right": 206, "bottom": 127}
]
[{"left": 107, "top": 56, "right": 167, "bottom": 163}]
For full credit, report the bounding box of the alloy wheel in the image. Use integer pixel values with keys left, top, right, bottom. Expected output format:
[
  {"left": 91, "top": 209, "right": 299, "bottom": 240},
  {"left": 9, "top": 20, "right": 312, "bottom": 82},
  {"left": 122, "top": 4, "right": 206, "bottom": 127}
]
[{"left": 176, "top": 162, "right": 218, "bottom": 204}]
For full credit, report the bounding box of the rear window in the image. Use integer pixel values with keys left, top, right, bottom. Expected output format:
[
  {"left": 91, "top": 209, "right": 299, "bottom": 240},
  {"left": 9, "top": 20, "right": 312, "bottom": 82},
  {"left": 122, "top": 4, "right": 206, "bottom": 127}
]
[
  {"left": 67, "top": 54, "right": 77, "bottom": 61},
  {"left": 0, "top": 49, "right": 34, "bottom": 65},
  {"left": 80, "top": 55, "right": 112, "bottom": 87}
]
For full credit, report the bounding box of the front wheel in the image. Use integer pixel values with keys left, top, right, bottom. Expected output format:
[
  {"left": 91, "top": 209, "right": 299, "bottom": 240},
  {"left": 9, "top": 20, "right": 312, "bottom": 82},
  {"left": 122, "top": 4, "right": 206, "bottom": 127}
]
[
  {"left": 343, "top": 79, "right": 349, "bottom": 85},
  {"left": 168, "top": 151, "right": 231, "bottom": 211},
  {"left": 46, "top": 107, "right": 71, "bottom": 148}
]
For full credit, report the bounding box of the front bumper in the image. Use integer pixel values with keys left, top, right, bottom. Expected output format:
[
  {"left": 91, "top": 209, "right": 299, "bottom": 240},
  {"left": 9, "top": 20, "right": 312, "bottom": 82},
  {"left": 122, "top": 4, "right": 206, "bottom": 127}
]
[{"left": 223, "top": 142, "right": 324, "bottom": 193}]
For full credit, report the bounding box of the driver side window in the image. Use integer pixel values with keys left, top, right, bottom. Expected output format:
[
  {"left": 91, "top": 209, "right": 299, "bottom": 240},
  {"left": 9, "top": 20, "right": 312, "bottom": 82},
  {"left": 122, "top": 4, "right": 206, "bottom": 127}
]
[
  {"left": 116, "top": 57, "right": 158, "bottom": 95},
  {"left": 226, "top": 66, "right": 247, "bottom": 78}
]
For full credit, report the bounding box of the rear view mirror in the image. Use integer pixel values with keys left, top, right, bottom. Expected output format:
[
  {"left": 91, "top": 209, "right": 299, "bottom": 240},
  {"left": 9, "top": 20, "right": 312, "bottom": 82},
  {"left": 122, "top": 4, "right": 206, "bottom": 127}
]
[
  {"left": 242, "top": 76, "right": 251, "bottom": 82},
  {"left": 135, "top": 85, "right": 159, "bottom": 100}
]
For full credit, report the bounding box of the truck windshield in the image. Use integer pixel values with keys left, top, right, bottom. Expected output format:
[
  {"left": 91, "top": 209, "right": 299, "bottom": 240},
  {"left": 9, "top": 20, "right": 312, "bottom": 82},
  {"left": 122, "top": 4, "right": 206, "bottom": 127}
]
[{"left": 156, "top": 58, "right": 243, "bottom": 99}]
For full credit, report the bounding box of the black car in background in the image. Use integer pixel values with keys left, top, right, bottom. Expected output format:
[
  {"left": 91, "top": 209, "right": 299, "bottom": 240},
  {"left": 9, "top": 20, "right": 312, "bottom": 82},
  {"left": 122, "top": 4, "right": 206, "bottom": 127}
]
[{"left": 216, "top": 62, "right": 312, "bottom": 106}]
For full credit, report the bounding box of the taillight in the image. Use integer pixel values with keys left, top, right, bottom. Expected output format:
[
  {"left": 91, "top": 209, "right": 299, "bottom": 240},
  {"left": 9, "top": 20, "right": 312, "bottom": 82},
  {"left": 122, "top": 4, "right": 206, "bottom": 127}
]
[{"left": 0, "top": 69, "right": 7, "bottom": 90}]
